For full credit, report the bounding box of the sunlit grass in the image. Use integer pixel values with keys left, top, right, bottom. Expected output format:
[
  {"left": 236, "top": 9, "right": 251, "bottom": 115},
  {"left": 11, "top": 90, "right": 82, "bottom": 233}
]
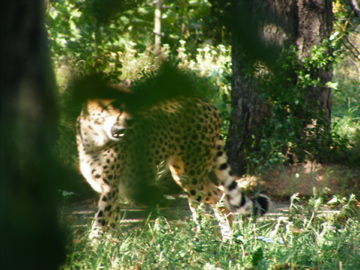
[{"left": 61, "top": 194, "right": 360, "bottom": 270}]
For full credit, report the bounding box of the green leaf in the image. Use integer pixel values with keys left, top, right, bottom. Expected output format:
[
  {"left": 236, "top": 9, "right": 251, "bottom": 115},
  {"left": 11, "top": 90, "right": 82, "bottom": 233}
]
[
  {"left": 326, "top": 81, "right": 339, "bottom": 90},
  {"left": 251, "top": 247, "right": 264, "bottom": 267}
]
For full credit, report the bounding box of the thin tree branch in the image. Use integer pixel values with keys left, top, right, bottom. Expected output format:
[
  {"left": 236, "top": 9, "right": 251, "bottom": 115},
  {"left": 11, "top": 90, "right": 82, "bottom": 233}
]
[
  {"left": 344, "top": 36, "right": 360, "bottom": 61},
  {"left": 350, "top": 0, "right": 360, "bottom": 18}
]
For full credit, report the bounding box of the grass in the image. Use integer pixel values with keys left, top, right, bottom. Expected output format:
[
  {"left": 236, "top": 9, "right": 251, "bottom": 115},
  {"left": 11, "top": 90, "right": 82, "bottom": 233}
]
[{"left": 61, "top": 194, "right": 360, "bottom": 270}]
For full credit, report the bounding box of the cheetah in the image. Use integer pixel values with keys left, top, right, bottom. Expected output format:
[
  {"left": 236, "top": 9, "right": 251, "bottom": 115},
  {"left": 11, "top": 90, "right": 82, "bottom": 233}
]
[{"left": 76, "top": 77, "right": 270, "bottom": 240}]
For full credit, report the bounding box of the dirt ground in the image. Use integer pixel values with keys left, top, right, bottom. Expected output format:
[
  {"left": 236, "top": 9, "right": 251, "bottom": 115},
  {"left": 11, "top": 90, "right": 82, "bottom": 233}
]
[
  {"left": 62, "top": 195, "right": 290, "bottom": 231},
  {"left": 62, "top": 162, "right": 359, "bottom": 228},
  {"left": 260, "top": 162, "right": 360, "bottom": 197}
]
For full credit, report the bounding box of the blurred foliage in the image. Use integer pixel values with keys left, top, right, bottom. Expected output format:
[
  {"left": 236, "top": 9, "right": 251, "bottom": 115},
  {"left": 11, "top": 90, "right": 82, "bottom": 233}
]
[
  {"left": 232, "top": 0, "right": 360, "bottom": 172},
  {"left": 325, "top": 0, "right": 360, "bottom": 167},
  {"left": 47, "top": 0, "right": 359, "bottom": 179},
  {"left": 332, "top": 0, "right": 360, "bottom": 115},
  {"left": 46, "top": 0, "right": 223, "bottom": 79}
]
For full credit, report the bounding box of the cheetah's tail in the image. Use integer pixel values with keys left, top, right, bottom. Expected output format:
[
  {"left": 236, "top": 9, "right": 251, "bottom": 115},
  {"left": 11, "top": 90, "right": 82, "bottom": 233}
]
[
  {"left": 251, "top": 194, "right": 271, "bottom": 216},
  {"left": 213, "top": 138, "right": 271, "bottom": 216},
  {"left": 224, "top": 187, "right": 271, "bottom": 216}
]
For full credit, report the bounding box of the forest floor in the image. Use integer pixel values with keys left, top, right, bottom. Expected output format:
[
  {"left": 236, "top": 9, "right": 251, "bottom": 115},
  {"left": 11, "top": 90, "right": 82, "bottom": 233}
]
[
  {"left": 61, "top": 162, "right": 360, "bottom": 229},
  {"left": 62, "top": 195, "right": 291, "bottom": 232}
]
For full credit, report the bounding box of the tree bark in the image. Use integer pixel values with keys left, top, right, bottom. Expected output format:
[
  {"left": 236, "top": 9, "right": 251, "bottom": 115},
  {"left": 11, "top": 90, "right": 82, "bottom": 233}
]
[
  {"left": 227, "top": 0, "right": 333, "bottom": 174},
  {"left": 297, "top": 0, "right": 333, "bottom": 124},
  {"left": 154, "top": 0, "right": 163, "bottom": 56},
  {"left": 0, "top": 2, "right": 66, "bottom": 269},
  {"left": 227, "top": 45, "right": 270, "bottom": 174}
]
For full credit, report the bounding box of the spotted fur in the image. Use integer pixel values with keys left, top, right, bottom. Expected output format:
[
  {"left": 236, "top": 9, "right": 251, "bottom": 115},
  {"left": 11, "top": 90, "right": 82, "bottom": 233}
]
[{"left": 77, "top": 94, "right": 270, "bottom": 239}]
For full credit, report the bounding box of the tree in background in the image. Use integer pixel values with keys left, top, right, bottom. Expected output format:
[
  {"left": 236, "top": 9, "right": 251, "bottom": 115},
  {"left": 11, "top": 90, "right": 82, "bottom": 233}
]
[
  {"left": 1, "top": 1, "right": 66, "bottom": 269},
  {"left": 153, "top": 0, "right": 163, "bottom": 56},
  {"left": 218, "top": 0, "right": 335, "bottom": 174}
]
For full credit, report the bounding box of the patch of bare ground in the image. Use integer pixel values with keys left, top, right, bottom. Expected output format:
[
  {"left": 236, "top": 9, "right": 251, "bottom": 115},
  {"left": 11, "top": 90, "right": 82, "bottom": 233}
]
[
  {"left": 61, "top": 195, "right": 193, "bottom": 231},
  {"left": 261, "top": 162, "right": 360, "bottom": 198},
  {"left": 62, "top": 195, "right": 290, "bottom": 231},
  {"left": 236, "top": 162, "right": 360, "bottom": 199}
]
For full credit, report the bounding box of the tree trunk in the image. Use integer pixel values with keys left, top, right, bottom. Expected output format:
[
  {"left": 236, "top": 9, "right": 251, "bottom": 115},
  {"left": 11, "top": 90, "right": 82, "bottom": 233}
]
[
  {"left": 297, "top": 0, "right": 333, "bottom": 124},
  {"left": 154, "top": 0, "right": 163, "bottom": 56},
  {"left": 0, "top": 2, "right": 66, "bottom": 269},
  {"left": 227, "top": 45, "right": 270, "bottom": 174},
  {"left": 227, "top": 0, "right": 333, "bottom": 174}
]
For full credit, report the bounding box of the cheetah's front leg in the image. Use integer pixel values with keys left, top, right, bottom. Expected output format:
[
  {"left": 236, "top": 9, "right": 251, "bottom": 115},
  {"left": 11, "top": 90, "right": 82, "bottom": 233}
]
[
  {"left": 89, "top": 188, "right": 121, "bottom": 242},
  {"left": 212, "top": 203, "right": 233, "bottom": 241},
  {"left": 188, "top": 199, "right": 206, "bottom": 238},
  {"left": 89, "top": 192, "right": 110, "bottom": 240}
]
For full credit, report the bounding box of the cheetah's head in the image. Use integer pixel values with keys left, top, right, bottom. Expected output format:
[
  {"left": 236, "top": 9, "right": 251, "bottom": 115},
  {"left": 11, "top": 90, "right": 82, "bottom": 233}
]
[
  {"left": 85, "top": 99, "right": 132, "bottom": 144},
  {"left": 108, "top": 112, "right": 131, "bottom": 140},
  {"left": 103, "top": 104, "right": 132, "bottom": 142}
]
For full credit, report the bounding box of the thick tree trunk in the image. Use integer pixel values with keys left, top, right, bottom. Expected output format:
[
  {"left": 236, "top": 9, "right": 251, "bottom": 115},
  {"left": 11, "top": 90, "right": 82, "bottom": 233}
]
[
  {"left": 0, "top": 2, "right": 66, "bottom": 269},
  {"left": 227, "top": 0, "right": 333, "bottom": 174},
  {"left": 227, "top": 45, "right": 269, "bottom": 174},
  {"left": 227, "top": 0, "right": 298, "bottom": 174}
]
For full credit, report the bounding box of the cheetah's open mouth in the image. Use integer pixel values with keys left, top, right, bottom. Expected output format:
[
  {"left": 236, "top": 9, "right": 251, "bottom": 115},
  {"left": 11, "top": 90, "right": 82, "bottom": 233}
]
[{"left": 110, "top": 124, "right": 126, "bottom": 139}]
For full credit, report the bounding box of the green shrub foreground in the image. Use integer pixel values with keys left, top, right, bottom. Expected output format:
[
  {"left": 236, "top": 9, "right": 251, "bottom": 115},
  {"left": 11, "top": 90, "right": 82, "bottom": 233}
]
[{"left": 61, "top": 194, "right": 360, "bottom": 270}]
